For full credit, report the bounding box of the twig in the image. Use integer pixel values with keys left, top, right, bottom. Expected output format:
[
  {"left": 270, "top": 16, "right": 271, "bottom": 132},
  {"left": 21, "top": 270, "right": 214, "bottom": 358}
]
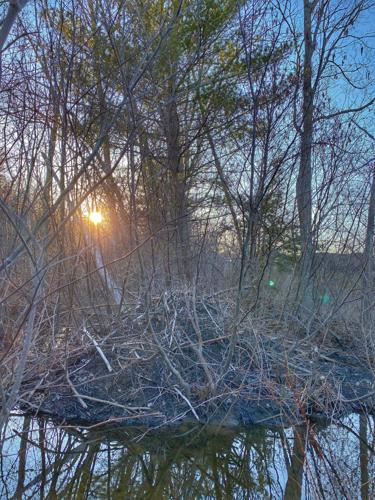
[
  {"left": 339, "top": 391, "right": 375, "bottom": 404},
  {"left": 174, "top": 386, "right": 200, "bottom": 421},
  {"left": 83, "top": 328, "right": 113, "bottom": 372},
  {"left": 66, "top": 374, "right": 88, "bottom": 409},
  {"left": 66, "top": 391, "right": 150, "bottom": 413},
  {"left": 148, "top": 320, "right": 191, "bottom": 396},
  {"left": 58, "top": 413, "right": 164, "bottom": 430}
]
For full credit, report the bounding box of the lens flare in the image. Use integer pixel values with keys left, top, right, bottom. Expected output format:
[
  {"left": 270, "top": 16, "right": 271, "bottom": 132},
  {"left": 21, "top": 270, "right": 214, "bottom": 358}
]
[{"left": 88, "top": 210, "right": 103, "bottom": 225}]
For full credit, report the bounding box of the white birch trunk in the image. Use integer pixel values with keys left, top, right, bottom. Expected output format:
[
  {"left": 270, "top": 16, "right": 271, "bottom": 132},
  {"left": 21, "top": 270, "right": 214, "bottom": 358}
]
[{"left": 83, "top": 229, "right": 122, "bottom": 307}]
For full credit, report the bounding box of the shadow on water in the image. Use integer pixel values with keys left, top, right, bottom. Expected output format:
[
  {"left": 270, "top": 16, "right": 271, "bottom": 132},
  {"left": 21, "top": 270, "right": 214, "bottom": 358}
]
[{"left": 0, "top": 414, "right": 374, "bottom": 499}]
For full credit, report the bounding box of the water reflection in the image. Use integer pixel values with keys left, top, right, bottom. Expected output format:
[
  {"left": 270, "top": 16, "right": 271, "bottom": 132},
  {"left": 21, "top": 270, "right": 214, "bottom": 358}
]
[{"left": 0, "top": 414, "right": 374, "bottom": 499}]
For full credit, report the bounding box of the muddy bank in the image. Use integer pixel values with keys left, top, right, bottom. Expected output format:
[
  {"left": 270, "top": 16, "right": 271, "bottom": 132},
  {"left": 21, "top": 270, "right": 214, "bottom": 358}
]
[
  {"left": 16, "top": 295, "right": 375, "bottom": 428},
  {"left": 22, "top": 347, "right": 375, "bottom": 428}
]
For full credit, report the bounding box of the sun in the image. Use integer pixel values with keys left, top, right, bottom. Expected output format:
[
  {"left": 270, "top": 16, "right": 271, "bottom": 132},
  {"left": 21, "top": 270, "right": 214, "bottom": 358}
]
[{"left": 88, "top": 210, "right": 104, "bottom": 225}]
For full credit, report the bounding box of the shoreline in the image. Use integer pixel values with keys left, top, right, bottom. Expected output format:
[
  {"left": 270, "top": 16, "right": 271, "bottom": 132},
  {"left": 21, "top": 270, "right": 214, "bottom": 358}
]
[{"left": 20, "top": 349, "right": 375, "bottom": 429}]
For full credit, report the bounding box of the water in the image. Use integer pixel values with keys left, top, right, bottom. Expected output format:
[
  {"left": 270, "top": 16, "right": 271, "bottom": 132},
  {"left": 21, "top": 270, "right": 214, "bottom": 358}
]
[{"left": 0, "top": 414, "right": 374, "bottom": 499}]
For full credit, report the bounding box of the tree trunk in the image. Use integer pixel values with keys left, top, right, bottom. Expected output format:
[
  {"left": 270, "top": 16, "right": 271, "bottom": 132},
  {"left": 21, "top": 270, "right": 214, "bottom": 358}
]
[
  {"left": 359, "top": 414, "right": 369, "bottom": 500},
  {"left": 284, "top": 425, "right": 307, "bottom": 500},
  {"left": 0, "top": 1, "right": 29, "bottom": 74},
  {"left": 362, "top": 164, "right": 375, "bottom": 330},
  {"left": 296, "top": 0, "right": 316, "bottom": 316},
  {"left": 163, "top": 93, "right": 191, "bottom": 282}
]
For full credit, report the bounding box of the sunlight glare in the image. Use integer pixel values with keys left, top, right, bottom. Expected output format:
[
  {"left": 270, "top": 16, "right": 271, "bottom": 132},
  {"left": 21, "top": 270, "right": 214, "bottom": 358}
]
[{"left": 88, "top": 210, "right": 103, "bottom": 225}]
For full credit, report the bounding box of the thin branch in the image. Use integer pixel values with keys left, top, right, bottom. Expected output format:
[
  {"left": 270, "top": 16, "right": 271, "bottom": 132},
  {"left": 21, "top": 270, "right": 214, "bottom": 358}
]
[{"left": 315, "top": 98, "right": 375, "bottom": 121}]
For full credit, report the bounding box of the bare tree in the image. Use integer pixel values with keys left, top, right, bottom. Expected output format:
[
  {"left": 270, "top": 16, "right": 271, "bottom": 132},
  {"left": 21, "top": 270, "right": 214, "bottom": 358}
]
[{"left": 286, "top": 0, "right": 375, "bottom": 317}]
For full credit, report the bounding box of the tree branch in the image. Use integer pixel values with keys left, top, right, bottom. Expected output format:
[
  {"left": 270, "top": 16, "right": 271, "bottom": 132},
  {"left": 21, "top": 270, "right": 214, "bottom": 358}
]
[{"left": 315, "top": 98, "right": 375, "bottom": 121}]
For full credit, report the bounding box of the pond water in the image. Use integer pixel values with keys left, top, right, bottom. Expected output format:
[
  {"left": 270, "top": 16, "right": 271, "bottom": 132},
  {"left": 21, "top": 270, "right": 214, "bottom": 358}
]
[{"left": 0, "top": 414, "right": 374, "bottom": 499}]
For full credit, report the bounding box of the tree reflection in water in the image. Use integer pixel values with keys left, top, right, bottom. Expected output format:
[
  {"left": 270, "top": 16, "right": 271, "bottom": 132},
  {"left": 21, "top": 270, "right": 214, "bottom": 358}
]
[{"left": 0, "top": 414, "right": 374, "bottom": 499}]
